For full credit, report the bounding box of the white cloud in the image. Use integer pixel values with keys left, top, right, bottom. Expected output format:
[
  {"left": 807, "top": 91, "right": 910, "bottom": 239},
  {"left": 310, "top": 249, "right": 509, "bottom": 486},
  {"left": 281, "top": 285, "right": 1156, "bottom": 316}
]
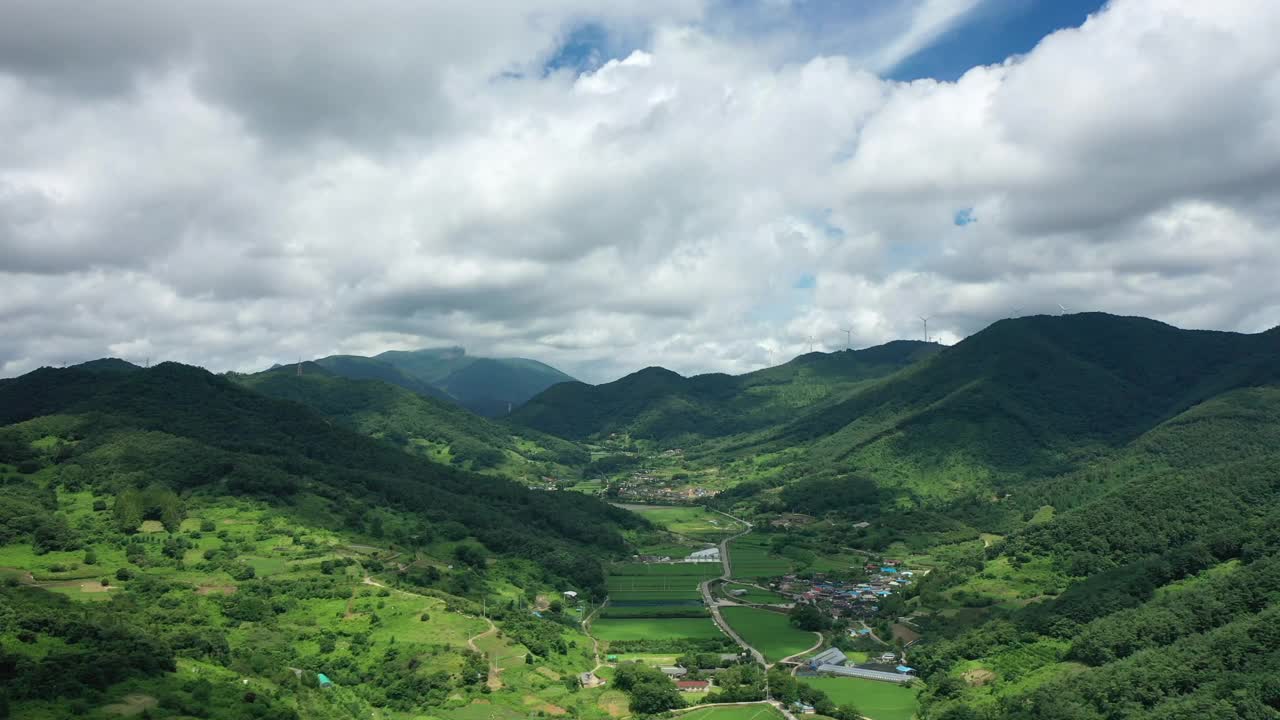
[{"left": 1, "top": 0, "right": 1279, "bottom": 383}]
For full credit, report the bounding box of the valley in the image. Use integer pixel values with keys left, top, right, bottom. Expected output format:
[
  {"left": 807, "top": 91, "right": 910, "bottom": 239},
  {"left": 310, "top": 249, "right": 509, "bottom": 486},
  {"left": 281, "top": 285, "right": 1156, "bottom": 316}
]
[{"left": 3, "top": 314, "right": 1280, "bottom": 720}]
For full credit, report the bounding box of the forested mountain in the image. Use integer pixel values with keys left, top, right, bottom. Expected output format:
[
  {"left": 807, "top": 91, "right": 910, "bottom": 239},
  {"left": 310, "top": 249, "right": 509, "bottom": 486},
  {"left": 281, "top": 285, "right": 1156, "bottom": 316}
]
[
  {"left": 234, "top": 363, "right": 588, "bottom": 476},
  {"left": 0, "top": 363, "right": 636, "bottom": 585},
  {"left": 509, "top": 340, "right": 940, "bottom": 441},
  {"left": 299, "top": 347, "right": 575, "bottom": 417},
  {"left": 0, "top": 363, "right": 641, "bottom": 718}
]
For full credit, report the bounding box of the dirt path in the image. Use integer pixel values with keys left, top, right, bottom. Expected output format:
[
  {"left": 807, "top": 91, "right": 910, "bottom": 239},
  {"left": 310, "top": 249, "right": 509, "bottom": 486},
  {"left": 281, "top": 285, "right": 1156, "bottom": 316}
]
[
  {"left": 778, "top": 632, "right": 825, "bottom": 666},
  {"left": 465, "top": 617, "right": 504, "bottom": 690}
]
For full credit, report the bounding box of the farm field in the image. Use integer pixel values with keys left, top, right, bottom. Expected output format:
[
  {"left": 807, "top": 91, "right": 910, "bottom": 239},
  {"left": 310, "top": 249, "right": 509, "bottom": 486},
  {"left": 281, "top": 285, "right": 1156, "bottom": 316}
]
[
  {"left": 728, "top": 536, "right": 792, "bottom": 580},
  {"left": 677, "top": 703, "right": 785, "bottom": 720},
  {"left": 719, "top": 607, "right": 817, "bottom": 662},
  {"left": 622, "top": 505, "right": 745, "bottom": 541},
  {"left": 721, "top": 582, "right": 787, "bottom": 605},
  {"left": 802, "top": 677, "right": 918, "bottom": 720},
  {"left": 605, "top": 562, "right": 719, "bottom": 618},
  {"left": 591, "top": 617, "right": 726, "bottom": 642}
]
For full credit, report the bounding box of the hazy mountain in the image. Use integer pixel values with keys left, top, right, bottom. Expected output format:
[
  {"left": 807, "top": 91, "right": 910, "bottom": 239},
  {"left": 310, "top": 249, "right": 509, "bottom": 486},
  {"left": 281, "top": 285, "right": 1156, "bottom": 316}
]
[{"left": 294, "top": 347, "right": 575, "bottom": 417}]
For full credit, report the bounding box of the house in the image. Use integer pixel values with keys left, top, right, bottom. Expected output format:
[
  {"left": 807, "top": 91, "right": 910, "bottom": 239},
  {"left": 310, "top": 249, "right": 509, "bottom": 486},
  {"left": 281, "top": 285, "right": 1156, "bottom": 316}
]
[
  {"left": 852, "top": 521, "right": 871, "bottom": 529},
  {"left": 660, "top": 666, "right": 689, "bottom": 678},
  {"left": 879, "top": 653, "right": 897, "bottom": 663},
  {"left": 677, "top": 681, "right": 710, "bottom": 692},
  {"left": 562, "top": 590, "right": 579, "bottom": 601},
  {"left": 808, "top": 647, "right": 848, "bottom": 668},
  {"left": 880, "top": 567, "right": 898, "bottom": 574}
]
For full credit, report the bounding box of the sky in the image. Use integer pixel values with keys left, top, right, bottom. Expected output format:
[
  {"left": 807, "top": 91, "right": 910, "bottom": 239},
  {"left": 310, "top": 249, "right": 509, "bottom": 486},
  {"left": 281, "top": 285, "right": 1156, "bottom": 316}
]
[{"left": 2, "top": 0, "right": 1279, "bottom": 384}]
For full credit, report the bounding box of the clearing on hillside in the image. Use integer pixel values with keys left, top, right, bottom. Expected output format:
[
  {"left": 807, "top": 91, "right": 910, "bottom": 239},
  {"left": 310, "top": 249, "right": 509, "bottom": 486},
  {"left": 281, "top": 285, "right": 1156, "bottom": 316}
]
[{"left": 802, "top": 677, "right": 918, "bottom": 720}]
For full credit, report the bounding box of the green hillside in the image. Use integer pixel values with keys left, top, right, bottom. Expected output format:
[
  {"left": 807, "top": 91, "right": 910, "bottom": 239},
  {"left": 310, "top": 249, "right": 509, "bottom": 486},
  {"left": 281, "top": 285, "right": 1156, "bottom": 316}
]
[
  {"left": 731, "top": 314, "right": 1280, "bottom": 505},
  {"left": 0, "top": 362, "right": 651, "bottom": 718},
  {"left": 510, "top": 340, "right": 940, "bottom": 441},
  {"left": 234, "top": 363, "right": 588, "bottom": 479},
  {"left": 905, "top": 383, "right": 1280, "bottom": 719},
  {"left": 311, "top": 354, "right": 454, "bottom": 402}
]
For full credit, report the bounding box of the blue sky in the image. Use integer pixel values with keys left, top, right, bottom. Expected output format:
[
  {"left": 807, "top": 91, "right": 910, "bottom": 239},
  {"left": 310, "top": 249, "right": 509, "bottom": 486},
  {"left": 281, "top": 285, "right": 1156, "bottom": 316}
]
[
  {"left": 889, "top": 0, "right": 1109, "bottom": 81},
  {"left": 544, "top": 0, "right": 1108, "bottom": 82}
]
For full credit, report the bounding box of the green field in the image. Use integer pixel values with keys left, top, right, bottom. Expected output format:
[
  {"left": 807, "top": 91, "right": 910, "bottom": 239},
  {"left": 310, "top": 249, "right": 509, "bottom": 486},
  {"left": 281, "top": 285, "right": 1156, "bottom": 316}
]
[
  {"left": 719, "top": 606, "right": 817, "bottom": 662},
  {"left": 677, "top": 703, "right": 785, "bottom": 720},
  {"left": 729, "top": 536, "right": 792, "bottom": 580},
  {"left": 722, "top": 582, "right": 787, "bottom": 605},
  {"left": 622, "top": 505, "right": 745, "bottom": 541},
  {"left": 802, "top": 677, "right": 918, "bottom": 720},
  {"left": 606, "top": 561, "right": 720, "bottom": 619},
  {"left": 591, "top": 617, "right": 726, "bottom": 641}
]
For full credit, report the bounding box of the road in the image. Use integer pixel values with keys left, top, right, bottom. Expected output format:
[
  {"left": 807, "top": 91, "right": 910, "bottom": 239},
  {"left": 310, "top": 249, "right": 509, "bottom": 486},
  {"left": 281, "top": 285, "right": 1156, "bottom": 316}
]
[{"left": 699, "top": 511, "right": 771, "bottom": 667}]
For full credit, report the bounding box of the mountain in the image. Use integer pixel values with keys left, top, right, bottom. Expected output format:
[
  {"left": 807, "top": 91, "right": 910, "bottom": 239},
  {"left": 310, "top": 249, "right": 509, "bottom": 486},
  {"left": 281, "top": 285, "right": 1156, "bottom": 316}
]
[
  {"left": 300, "top": 347, "right": 575, "bottom": 417},
  {"left": 234, "top": 362, "right": 588, "bottom": 476},
  {"left": 71, "top": 357, "right": 141, "bottom": 373},
  {"left": 0, "top": 362, "right": 636, "bottom": 579},
  {"left": 0, "top": 362, "right": 642, "bottom": 718},
  {"left": 509, "top": 339, "right": 941, "bottom": 441},
  {"left": 310, "top": 354, "right": 454, "bottom": 402},
  {"left": 756, "top": 314, "right": 1280, "bottom": 502}
]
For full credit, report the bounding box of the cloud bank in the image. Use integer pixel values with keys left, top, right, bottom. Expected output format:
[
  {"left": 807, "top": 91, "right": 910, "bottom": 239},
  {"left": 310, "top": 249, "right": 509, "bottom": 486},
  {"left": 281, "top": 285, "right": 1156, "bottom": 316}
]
[{"left": 2, "top": 0, "right": 1278, "bottom": 382}]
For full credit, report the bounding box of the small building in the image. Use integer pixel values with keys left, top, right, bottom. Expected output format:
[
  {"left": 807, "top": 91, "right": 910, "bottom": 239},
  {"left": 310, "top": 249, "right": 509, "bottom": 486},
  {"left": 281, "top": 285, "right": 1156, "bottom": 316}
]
[
  {"left": 579, "top": 671, "right": 601, "bottom": 688},
  {"left": 730, "top": 588, "right": 748, "bottom": 597},
  {"left": 606, "top": 654, "right": 619, "bottom": 662},
  {"left": 808, "top": 647, "right": 848, "bottom": 668},
  {"left": 563, "top": 590, "right": 579, "bottom": 601},
  {"left": 879, "top": 653, "right": 897, "bottom": 663},
  {"left": 677, "top": 680, "right": 710, "bottom": 692},
  {"left": 687, "top": 547, "right": 721, "bottom": 563},
  {"left": 660, "top": 666, "right": 689, "bottom": 678},
  {"left": 896, "top": 665, "right": 915, "bottom": 674},
  {"left": 317, "top": 673, "right": 334, "bottom": 689},
  {"left": 791, "top": 702, "right": 816, "bottom": 714}
]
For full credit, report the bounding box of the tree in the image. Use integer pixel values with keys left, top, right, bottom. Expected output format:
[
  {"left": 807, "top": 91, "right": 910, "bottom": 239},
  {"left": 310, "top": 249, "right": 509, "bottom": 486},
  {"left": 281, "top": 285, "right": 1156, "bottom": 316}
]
[
  {"left": 789, "top": 603, "right": 829, "bottom": 631},
  {"left": 628, "top": 682, "right": 684, "bottom": 715}
]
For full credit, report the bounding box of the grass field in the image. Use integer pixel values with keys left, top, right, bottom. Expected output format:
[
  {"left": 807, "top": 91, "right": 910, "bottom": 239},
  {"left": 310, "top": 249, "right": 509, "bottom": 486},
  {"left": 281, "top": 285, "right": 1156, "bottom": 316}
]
[
  {"left": 591, "top": 617, "right": 726, "bottom": 641},
  {"left": 622, "top": 505, "right": 744, "bottom": 541},
  {"left": 802, "top": 677, "right": 918, "bottom": 720},
  {"left": 728, "top": 536, "right": 792, "bottom": 580},
  {"left": 676, "top": 703, "right": 785, "bottom": 720},
  {"left": 722, "top": 582, "right": 787, "bottom": 605},
  {"left": 719, "top": 607, "right": 817, "bottom": 662}
]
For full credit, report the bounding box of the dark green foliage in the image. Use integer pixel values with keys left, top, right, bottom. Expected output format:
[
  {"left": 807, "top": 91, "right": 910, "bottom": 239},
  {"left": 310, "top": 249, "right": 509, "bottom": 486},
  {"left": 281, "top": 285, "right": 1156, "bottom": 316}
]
[
  {"left": 0, "top": 586, "right": 175, "bottom": 700},
  {"left": 789, "top": 602, "right": 830, "bottom": 631},
  {"left": 612, "top": 662, "right": 685, "bottom": 714}
]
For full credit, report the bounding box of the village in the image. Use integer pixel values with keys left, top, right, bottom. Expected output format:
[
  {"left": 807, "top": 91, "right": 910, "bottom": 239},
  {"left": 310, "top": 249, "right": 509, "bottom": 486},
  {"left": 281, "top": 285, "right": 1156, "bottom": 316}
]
[{"left": 771, "top": 559, "right": 916, "bottom": 621}]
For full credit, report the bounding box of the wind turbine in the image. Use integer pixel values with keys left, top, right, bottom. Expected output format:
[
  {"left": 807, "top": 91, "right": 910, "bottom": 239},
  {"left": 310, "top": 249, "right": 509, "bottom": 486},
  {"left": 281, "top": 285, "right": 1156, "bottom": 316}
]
[
  {"left": 1057, "top": 303, "right": 1069, "bottom": 315},
  {"left": 807, "top": 335, "right": 816, "bottom": 353},
  {"left": 920, "top": 316, "right": 931, "bottom": 343},
  {"left": 839, "top": 327, "right": 853, "bottom": 350}
]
